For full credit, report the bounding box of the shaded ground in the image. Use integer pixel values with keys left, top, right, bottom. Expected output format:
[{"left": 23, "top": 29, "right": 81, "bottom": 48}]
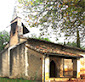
[
  {"left": 60, "top": 79, "right": 85, "bottom": 82},
  {"left": 67, "top": 79, "right": 85, "bottom": 82},
  {"left": 1, "top": 78, "right": 85, "bottom": 82},
  {"left": 0, "top": 77, "right": 35, "bottom": 82},
  {"left": 51, "top": 79, "right": 85, "bottom": 82}
]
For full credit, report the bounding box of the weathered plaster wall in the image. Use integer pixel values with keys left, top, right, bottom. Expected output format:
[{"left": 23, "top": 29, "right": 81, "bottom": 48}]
[
  {"left": 27, "top": 48, "right": 43, "bottom": 81},
  {"left": 10, "top": 43, "right": 25, "bottom": 78},
  {"left": 20, "top": 38, "right": 27, "bottom": 43},
  {"left": 1, "top": 49, "right": 9, "bottom": 77},
  {"left": 10, "top": 26, "right": 19, "bottom": 46}
]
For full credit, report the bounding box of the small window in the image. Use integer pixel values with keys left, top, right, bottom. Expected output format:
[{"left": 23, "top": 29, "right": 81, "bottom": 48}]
[
  {"left": 11, "top": 22, "right": 17, "bottom": 35},
  {"left": 22, "top": 23, "right": 29, "bottom": 34}
]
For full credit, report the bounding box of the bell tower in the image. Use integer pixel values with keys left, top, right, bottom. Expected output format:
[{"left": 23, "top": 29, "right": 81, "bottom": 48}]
[{"left": 10, "top": 17, "right": 29, "bottom": 46}]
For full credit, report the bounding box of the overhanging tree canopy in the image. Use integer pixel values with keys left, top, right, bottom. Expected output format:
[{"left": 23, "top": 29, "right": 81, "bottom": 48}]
[{"left": 17, "top": 0, "right": 85, "bottom": 48}]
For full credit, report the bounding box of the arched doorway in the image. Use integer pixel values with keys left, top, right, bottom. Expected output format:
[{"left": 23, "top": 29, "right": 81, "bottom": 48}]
[{"left": 50, "top": 60, "right": 56, "bottom": 77}]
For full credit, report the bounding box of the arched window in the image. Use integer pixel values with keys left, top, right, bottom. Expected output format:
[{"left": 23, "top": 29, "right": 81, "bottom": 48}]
[{"left": 50, "top": 60, "right": 56, "bottom": 77}]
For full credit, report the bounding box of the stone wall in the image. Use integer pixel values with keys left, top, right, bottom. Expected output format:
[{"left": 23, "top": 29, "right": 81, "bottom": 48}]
[
  {"left": 27, "top": 48, "right": 43, "bottom": 81},
  {"left": 10, "top": 43, "right": 25, "bottom": 78}
]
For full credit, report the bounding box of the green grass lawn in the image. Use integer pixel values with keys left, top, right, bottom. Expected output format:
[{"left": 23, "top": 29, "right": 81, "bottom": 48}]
[{"left": 0, "top": 78, "right": 35, "bottom": 82}]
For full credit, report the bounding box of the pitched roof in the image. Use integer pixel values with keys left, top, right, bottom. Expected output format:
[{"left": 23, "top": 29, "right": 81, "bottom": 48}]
[
  {"left": 25, "top": 38, "right": 83, "bottom": 58},
  {"left": 32, "top": 38, "right": 85, "bottom": 52},
  {"left": 20, "top": 37, "right": 85, "bottom": 52}
]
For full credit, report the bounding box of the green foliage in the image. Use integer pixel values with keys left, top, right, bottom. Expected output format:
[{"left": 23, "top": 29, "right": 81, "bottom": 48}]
[
  {"left": 66, "top": 42, "right": 77, "bottom": 47},
  {"left": 0, "top": 30, "right": 9, "bottom": 51},
  {"left": 66, "top": 41, "right": 85, "bottom": 49},
  {"left": 30, "top": 34, "right": 50, "bottom": 42},
  {"left": 62, "top": 0, "right": 85, "bottom": 35},
  {"left": 37, "top": 37, "right": 51, "bottom": 42},
  {"left": 81, "top": 46, "right": 85, "bottom": 50}
]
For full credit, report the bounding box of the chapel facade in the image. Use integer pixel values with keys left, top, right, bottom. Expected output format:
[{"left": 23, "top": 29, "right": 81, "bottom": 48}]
[{"left": 0, "top": 17, "right": 85, "bottom": 82}]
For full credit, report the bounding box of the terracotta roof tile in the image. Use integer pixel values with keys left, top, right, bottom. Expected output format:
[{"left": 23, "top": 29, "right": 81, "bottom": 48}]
[{"left": 26, "top": 44, "right": 83, "bottom": 58}]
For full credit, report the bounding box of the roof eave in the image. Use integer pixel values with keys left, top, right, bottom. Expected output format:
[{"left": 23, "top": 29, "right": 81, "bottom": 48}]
[{"left": 45, "top": 53, "right": 83, "bottom": 59}]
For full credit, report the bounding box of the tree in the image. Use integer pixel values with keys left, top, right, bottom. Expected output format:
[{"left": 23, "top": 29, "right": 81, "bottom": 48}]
[
  {"left": 17, "top": 0, "right": 85, "bottom": 48},
  {"left": 31, "top": 34, "right": 51, "bottom": 42},
  {"left": 0, "top": 30, "right": 9, "bottom": 51},
  {"left": 66, "top": 42, "right": 77, "bottom": 47},
  {"left": 61, "top": 0, "right": 85, "bottom": 48},
  {"left": 66, "top": 41, "right": 85, "bottom": 49}
]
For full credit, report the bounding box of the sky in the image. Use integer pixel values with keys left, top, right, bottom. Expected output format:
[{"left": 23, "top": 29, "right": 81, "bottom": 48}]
[
  {"left": 0, "top": 0, "right": 15, "bottom": 32},
  {"left": 0, "top": 0, "right": 84, "bottom": 47},
  {"left": 0, "top": 0, "right": 76, "bottom": 44},
  {"left": 0, "top": 0, "right": 65, "bottom": 43}
]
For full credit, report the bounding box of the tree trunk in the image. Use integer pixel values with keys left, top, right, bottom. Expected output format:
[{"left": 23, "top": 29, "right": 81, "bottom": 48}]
[{"left": 77, "top": 29, "right": 80, "bottom": 48}]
